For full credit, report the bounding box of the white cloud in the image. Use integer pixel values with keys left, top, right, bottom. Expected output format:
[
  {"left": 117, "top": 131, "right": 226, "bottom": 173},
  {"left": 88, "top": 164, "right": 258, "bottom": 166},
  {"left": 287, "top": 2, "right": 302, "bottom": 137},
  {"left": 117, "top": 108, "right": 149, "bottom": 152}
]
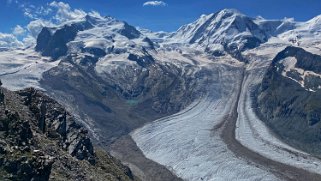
[
  {"left": 38, "top": 5, "right": 53, "bottom": 16},
  {"left": 21, "top": 1, "right": 86, "bottom": 23},
  {"left": 27, "top": 19, "right": 54, "bottom": 38},
  {"left": 88, "top": 11, "right": 103, "bottom": 19},
  {"left": 22, "top": 4, "right": 52, "bottom": 19},
  {"left": 0, "top": 33, "right": 24, "bottom": 48},
  {"left": 13, "top": 25, "right": 26, "bottom": 36},
  {"left": 49, "top": 1, "right": 86, "bottom": 23},
  {"left": 18, "top": 1, "right": 100, "bottom": 46},
  {"left": 143, "top": 1, "right": 167, "bottom": 7},
  {"left": 22, "top": 6, "right": 38, "bottom": 19},
  {"left": 22, "top": 35, "right": 36, "bottom": 47},
  {"left": 2, "top": 1, "right": 103, "bottom": 48}
]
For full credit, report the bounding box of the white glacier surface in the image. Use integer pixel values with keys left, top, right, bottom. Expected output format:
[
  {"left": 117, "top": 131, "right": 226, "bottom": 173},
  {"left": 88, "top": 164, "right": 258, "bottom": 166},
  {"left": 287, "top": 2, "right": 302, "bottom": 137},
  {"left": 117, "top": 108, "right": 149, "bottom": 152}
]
[
  {"left": 0, "top": 48, "right": 60, "bottom": 91},
  {"left": 131, "top": 64, "right": 280, "bottom": 181}
]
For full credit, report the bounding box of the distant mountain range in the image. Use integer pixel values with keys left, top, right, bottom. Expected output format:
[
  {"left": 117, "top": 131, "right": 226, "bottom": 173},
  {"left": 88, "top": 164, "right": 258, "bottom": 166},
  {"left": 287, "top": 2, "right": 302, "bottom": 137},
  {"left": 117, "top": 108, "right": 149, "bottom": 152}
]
[{"left": 1, "top": 8, "right": 321, "bottom": 181}]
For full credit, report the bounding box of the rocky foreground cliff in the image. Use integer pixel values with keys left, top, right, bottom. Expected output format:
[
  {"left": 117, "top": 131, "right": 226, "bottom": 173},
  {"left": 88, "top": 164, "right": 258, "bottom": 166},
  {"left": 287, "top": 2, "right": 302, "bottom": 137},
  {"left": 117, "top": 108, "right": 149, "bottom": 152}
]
[{"left": 0, "top": 81, "right": 136, "bottom": 181}]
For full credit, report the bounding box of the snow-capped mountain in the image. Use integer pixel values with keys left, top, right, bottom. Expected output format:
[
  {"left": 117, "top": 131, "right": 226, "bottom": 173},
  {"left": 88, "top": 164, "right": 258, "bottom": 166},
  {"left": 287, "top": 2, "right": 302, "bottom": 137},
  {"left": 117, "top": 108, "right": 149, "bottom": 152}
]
[
  {"left": 254, "top": 17, "right": 298, "bottom": 36},
  {"left": 35, "top": 14, "right": 155, "bottom": 64},
  {"left": 278, "top": 15, "right": 321, "bottom": 53},
  {"left": 33, "top": 8, "right": 321, "bottom": 65},
  {"left": 137, "top": 28, "right": 172, "bottom": 44},
  {"left": 1, "top": 7, "right": 321, "bottom": 181},
  {"left": 33, "top": 13, "right": 207, "bottom": 146},
  {"left": 167, "top": 9, "right": 268, "bottom": 55}
]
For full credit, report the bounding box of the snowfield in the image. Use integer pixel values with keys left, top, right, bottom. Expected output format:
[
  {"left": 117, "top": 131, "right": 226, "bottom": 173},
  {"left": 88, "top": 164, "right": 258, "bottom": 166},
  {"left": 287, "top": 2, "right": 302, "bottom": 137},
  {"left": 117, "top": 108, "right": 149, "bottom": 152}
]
[
  {"left": 131, "top": 64, "right": 280, "bottom": 181},
  {"left": 0, "top": 48, "right": 60, "bottom": 91}
]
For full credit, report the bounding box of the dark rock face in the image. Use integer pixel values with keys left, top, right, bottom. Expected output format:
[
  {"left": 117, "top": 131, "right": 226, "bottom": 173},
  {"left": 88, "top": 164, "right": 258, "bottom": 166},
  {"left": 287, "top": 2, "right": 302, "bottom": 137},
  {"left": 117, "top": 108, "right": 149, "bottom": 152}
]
[
  {"left": 35, "top": 27, "right": 52, "bottom": 53},
  {"left": 18, "top": 88, "right": 96, "bottom": 164},
  {"left": 79, "top": 47, "right": 106, "bottom": 66},
  {"left": 2, "top": 151, "right": 54, "bottom": 181},
  {"left": 39, "top": 101, "right": 46, "bottom": 133},
  {"left": 223, "top": 43, "right": 248, "bottom": 63},
  {"left": 0, "top": 86, "right": 136, "bottom": 181},
  {"left": 257, "top": 46, "right": 321, "bottom": 156},
  {"left": 272, "top": 46, "right": 321, "bottom": 74},
  {"left": 83, "top": 47, "right": 106, "bottom": 57},
  {"left": 142, "top": 37, "right": 155, "bottom": 49},
  {"left": 0, "top": 90, "right": 54, "bottom": 180},
  {"left": 118, "top": 22, "right": 141, "bottom": 39},
  {"left": 4, "top": 114, "right": 33, "bottom": 147},
  {"left": 242, "top": 36, "right": 263, "bottom": 50},
  {"left": 35, "top": 21, "right": 93, "bottom": 60},
  {"left": 127, "top": 53, "right": 155, "bottom": 67},
  {"left": 0, "top": 80, "right": 3, "bottom": 103}
]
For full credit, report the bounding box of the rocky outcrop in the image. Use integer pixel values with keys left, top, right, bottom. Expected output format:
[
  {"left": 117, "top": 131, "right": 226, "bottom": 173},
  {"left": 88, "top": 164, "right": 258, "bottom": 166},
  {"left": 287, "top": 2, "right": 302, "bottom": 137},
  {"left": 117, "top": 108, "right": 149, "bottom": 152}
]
[
  {"left": 0, "top": 84, "right": 136, "bottom": 181},
  {"left": 0, "top": 89, "right": 54, "bottom": 180},
  {"left": 35, "top": 21, "right": 93, "bottom": 60},
  {"left": 127, "top": 53, "right": 155, "bottom": 67},
  {"left": 271, "top": 46, "right": 321, "bottom": 74},
  {"left": 78, "top": 47, "right": 107, "bottom": 67},
  {"left": 0, "top": 80, "right": 3, "bottom": 103},
  {"left": 118, "top": 22, "right": 141, "bottom": 39},
  {"left": 18, "top": 87, "right": 96, "bottom": 164},
  {"left": 256, "top": 46, "right": 321, "bottom": 156}
]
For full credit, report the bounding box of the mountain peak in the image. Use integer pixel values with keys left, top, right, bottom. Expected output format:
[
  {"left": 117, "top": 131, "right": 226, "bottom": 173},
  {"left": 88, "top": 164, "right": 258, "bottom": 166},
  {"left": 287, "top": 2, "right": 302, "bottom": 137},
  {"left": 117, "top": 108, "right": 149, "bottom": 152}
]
[
  {"left": 171, "top": 8, "right": 267, "bottom": 54},
  {"left": 307, "top": 14, "right": 321, "bottom": 23},
  {"left": 304, "top": 14, "right": 321, "bottom": 31},
  {"left": 196, "top": 9, "right": 244, "bottom": 26},
  {"left": 217, "top": 8, "right": 243, "bottom": 16}
]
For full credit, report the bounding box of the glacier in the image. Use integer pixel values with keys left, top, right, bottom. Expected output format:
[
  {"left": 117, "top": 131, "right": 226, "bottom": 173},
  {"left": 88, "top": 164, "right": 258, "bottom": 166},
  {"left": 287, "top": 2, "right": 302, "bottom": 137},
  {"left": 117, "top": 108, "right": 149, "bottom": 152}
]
[
  {"left": 1, "top": 7, "right": 321, "bottom": 181},
  {"left": 131, "top": 63, "right": 280, "bottom": 181}
]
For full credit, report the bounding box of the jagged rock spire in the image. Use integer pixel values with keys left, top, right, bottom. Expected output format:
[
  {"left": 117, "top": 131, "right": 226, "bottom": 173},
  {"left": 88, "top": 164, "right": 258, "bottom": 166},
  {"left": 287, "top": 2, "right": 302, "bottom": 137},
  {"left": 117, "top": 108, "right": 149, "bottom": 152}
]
[{"left": 0, "top": 79, "right": 4, "bottom": 104}]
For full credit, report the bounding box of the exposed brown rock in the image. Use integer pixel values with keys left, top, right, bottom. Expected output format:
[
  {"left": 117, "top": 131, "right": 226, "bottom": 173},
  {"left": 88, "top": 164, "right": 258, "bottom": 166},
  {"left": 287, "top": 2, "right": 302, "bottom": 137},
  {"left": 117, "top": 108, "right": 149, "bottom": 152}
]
[{"left": 0, "top": 85, "right": 137, "bottom": 181}]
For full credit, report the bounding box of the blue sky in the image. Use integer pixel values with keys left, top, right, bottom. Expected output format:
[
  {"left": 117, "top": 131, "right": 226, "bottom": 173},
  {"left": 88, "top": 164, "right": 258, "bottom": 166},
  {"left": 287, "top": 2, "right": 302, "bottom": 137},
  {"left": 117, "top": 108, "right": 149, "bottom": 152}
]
[{"left": 1, "top": 0, "right": 321, "bottom": 33}]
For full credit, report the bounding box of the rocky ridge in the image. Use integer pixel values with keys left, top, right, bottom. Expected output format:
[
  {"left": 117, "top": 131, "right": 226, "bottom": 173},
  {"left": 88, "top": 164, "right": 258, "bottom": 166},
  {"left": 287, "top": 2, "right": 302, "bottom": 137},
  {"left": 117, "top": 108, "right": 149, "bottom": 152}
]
[
  {"left": 0, "top": 80, "right": 136, "bottom": 181},
  {"left": 257, "top": 46, "right": 321, "bottom": 156}
]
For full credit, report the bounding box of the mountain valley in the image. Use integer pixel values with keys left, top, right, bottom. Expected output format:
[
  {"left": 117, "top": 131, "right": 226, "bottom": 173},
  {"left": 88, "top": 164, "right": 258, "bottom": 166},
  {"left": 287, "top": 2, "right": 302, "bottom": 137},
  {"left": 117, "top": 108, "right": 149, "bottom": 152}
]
[{"left": 1, "top": 7, "right": 321, "bottom": 181}]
